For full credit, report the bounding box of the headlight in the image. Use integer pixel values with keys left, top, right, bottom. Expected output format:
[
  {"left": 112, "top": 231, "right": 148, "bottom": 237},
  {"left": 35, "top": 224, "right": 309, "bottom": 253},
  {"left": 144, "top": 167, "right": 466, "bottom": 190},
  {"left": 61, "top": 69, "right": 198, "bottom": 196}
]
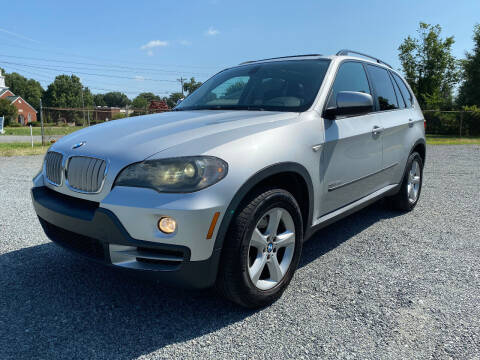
[{"left": 114, "top": 156, "right": 228, "bottom": 193}]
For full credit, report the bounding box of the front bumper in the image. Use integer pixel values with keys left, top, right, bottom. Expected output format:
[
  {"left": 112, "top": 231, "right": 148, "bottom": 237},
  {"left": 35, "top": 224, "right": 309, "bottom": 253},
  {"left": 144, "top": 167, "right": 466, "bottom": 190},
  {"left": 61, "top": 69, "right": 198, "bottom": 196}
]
[{"left": 31, "top": 186, "right": 221, "bottom": 289}]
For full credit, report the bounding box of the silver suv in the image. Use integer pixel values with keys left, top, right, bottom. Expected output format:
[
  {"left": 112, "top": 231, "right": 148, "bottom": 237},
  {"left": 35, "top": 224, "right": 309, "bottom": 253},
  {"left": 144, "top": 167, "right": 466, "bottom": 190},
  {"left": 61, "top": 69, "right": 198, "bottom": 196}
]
[{"left": 32, "top": 50, "right": 425, "bottom": 308}]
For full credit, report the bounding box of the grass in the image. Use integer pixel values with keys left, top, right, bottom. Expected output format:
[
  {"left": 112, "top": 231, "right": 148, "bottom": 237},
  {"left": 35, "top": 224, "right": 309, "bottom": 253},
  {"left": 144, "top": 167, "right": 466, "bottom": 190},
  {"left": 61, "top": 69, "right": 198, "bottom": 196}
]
[
  {"left": 1, "top": 126, "right": 84, "bottom": 136},
  {"left": 1, "top": 134, "right": 478, "bottom": 157},
  {"left": 0, "top": 143, "right": 51, "bottom": 156},
  {"left": 426, "top": 135, "right": 480, "bottom": 145}
]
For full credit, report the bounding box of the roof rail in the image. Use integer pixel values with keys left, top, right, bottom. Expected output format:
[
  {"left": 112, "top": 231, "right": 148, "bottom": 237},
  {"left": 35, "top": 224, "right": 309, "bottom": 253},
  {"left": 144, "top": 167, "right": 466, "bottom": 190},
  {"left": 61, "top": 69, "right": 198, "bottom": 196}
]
[
  {"left": 240, "top": 54, "right": 323, "bottom": 65},
  {"left": 336, "top": 49, "right": 392, "bottom": 69}
]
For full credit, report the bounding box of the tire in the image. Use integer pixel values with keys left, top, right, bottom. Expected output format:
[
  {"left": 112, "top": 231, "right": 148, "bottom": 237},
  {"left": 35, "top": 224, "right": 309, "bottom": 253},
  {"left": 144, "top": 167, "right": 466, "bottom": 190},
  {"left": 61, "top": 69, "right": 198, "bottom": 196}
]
[
  {"left": 386, "top": 151, "right": 423, "bottom": 211},
  {"left": 215, "top": 188, "right": 303, "bottom": 308}
]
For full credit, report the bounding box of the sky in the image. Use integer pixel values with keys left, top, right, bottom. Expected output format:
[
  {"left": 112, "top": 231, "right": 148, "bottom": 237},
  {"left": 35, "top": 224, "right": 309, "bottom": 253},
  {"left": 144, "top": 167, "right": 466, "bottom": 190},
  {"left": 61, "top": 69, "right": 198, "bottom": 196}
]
[{"left": 1, "top": 0, "right": 479, "bottom": 98}]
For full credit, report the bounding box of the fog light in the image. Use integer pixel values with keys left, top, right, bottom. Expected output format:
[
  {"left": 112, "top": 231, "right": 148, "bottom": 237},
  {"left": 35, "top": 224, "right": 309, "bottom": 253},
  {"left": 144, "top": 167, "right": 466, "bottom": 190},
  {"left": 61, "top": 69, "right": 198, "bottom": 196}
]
[{"left": 158, "top": 217, "right": 177, "bottom": 234}]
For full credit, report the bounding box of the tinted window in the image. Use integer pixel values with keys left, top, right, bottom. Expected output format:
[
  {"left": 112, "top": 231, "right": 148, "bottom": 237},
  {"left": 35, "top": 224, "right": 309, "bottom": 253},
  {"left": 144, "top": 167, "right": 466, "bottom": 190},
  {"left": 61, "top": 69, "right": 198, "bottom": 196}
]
[
  {"left": 366, "top": 65, "right": 398, "bottom": 110},
  {"left": 176, "top": 60, "right": 330, "bottom": 112},
  {"left": 328, "top": 62, "right": 370, "bottom": 107},
  {"left": 208, "top": 76, "right": 250, "bottom": 105},
  {"left": 390, "top": 73, "right": 406, "bottom": 109},
  {"left": 392, "top": 73, "right": 413, "bottom": 107}
]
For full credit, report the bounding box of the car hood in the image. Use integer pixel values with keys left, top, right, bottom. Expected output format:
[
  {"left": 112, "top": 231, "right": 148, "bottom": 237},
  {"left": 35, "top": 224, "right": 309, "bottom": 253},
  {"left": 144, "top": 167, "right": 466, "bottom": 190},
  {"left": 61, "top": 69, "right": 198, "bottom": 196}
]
[{"left": 51, "top": 110, "right": 299, "bottom": 164}]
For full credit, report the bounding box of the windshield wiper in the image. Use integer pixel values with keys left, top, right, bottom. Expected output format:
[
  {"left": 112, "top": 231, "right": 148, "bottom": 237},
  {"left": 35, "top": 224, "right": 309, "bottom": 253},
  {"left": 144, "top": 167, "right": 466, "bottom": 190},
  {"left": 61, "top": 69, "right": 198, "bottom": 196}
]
[
  {"left": 245, "top": 106, "right": 266, "bottom": 111},
  {"left": 173, "top": 105, "right": 269, "bottom": 111}
]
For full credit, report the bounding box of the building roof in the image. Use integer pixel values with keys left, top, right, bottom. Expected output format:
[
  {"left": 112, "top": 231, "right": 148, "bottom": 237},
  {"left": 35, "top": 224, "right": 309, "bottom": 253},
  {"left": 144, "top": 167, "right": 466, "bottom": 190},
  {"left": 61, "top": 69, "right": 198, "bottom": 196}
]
[
  {"left": 6, "top": 96, "right": 19, "bottom": 102},
  {"left": 0, "top": 88, "right": 11, "bottom": 97},
  {"left": 3, "top": 94, "right": 38, "bottom": 113}
]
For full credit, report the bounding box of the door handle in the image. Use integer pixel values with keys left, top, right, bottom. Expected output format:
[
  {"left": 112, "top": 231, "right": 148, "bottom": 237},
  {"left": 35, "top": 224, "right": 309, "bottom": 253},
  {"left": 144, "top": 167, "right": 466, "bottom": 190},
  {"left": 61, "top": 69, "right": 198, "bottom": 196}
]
[
  {"left": 312, "top": 144, "right": 323, "bottom": 152},
  {"left": 372, "top": 126, "right": 384, "bottom": 135},
  {"left": 408, "top": 118, "right": 414, "bottom": 128}
]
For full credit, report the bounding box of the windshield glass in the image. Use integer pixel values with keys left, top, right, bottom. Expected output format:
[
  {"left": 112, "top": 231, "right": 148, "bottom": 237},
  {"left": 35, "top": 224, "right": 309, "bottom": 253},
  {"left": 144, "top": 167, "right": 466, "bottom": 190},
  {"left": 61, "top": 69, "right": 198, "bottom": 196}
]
[{"left": 176, "top": 59, "right": 331, "bottom": 112}]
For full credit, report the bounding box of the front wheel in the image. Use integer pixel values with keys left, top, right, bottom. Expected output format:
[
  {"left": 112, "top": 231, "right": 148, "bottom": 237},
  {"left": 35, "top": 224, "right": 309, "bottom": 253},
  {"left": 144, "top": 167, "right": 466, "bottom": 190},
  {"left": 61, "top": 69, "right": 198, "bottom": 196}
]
[{"left": 216, "top": 188, "right": 303, "bottom": 308}]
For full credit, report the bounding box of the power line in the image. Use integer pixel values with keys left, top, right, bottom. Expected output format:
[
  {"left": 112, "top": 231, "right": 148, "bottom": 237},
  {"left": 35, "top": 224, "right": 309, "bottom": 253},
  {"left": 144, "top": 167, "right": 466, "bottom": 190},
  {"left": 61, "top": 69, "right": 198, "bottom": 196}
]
[
  {"left": 0, "top": 40, "right": 225, "bottom": 70},
  {"left": 0, "top": 60, "right": 180, "bottom": 83},
  {"left": 3, "top": 66, "right": 172, "bottom": 96},
  {"left": 177, "top": 77, "right": 186, "bottom": 96},
  {"left": 0, "top": 53, "right": 213, "bottom": 76},
  {"left": 2, "top": 65, "right": 170, "bottom": 94}
]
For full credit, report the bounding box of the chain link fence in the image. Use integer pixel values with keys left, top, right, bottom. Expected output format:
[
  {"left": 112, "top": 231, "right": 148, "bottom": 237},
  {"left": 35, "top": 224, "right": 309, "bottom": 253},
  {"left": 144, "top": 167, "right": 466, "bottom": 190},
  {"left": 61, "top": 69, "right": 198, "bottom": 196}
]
[
  {"left": 423, "top": 110, "right": 480, "bottom": 137},
  {"left": 5, "top": 108, "right": 479, "bottom": 146},
  {"left": 36, "top": 107, "right": 171, "bottom": 145}
]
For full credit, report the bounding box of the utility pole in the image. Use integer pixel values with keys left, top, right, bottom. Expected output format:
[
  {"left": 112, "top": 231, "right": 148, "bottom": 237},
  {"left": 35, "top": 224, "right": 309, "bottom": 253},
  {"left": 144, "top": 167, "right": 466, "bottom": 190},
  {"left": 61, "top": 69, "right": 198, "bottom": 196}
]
[
  {"left": 39, "top": 98, "right": 45, "bottom": 146},
  {"left": 81, "top": 88, "right": 86, "bottom": 126},
  {"left": 177, "top": 77, "right": 186, "bottom": 97}
]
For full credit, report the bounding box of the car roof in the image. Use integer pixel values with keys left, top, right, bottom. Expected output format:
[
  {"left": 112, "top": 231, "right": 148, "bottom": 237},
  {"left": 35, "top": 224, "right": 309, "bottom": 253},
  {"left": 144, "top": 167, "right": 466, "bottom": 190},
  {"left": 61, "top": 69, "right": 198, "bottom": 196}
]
[{"left": 238, "top": 50, "right": 394, "bottom": 71}]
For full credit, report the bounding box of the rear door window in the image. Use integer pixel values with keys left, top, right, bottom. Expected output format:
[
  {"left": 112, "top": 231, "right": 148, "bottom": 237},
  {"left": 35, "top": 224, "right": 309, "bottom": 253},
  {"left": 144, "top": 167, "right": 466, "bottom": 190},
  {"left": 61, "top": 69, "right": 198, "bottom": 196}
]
[
  {"left": 392, "top": 73, "right": 413, "bottom": 108},
  {"left": 390, "top": 73, "right": 406, "bottom": 109},
  {"left": 366, "top": 65, "right": 398, "bottom": 111}
]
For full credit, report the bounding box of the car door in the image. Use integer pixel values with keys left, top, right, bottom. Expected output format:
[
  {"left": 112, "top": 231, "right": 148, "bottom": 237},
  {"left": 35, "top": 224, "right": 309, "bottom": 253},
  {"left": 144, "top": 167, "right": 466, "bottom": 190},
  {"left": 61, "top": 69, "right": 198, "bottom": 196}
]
[
  {"left": 320, "top": 61, "right": 383, "bottom": 216},
  {"left": 365, "top": 65, "right": 409, "bottom": 188}
]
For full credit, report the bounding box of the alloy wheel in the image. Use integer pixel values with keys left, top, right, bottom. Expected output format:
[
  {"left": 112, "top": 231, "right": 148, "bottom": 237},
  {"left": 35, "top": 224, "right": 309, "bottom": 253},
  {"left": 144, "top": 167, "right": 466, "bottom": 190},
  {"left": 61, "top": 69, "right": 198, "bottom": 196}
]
[
  {"left": 247, "top": 207, "right": 296, "bottom": 290},
  {"left": 407, "top": 159, "right": 421, "bottom": 203}
]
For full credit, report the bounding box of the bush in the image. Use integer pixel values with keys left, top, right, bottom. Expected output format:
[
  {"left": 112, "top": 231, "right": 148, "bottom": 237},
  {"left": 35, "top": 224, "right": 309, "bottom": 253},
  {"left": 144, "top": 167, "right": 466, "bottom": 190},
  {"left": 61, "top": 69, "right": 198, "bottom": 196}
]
[
  {"left": 424, "top": 111, "right": 458, "bottom": 135},
  {"left": 112, "top": 113, "right": 126, "bottom": 120},
  {"left": 7, "top": 122, "right": 21, "bottom": 127},
  {"left": 424, "top": 110, "right": 480, "bottom": 136}
]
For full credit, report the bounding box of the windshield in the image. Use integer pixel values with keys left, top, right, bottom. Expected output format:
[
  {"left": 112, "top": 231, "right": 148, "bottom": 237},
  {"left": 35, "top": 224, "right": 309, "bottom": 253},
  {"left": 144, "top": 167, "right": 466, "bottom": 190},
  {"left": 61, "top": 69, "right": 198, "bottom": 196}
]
[{"left": 175, "top": 59, "right": 331, "bottom": 112}]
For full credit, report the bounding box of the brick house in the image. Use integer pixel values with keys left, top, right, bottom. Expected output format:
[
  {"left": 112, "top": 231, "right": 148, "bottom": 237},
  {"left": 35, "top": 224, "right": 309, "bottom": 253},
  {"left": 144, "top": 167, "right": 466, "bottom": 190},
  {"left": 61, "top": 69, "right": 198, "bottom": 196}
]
[
  {"left": 93, "top": 106, "right": 121, "bottom": 121},
  {"left": 0, "top": 73, "right": 37, "bottom": 125}
]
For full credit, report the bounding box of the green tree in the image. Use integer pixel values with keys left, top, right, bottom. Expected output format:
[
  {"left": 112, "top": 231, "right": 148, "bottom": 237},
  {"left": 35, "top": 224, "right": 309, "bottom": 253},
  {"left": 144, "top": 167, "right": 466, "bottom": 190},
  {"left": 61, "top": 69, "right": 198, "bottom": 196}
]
[
  {"left": 44, "top": 75, "right": 84, "bottom": 108},
  {"left": 166, "top": 92, "right": 184, "bottom": 108},
  {"left": 82, "top": 87, "right": 94, "bottom": 107},
  {"left": 93, "top": 94, "right": 106, "bottom": 106},
  {"left": 0, "top": 98, "right": 18, "bottom": 126},
  {"left": 183, "top": 77, "right": 202, "bottom": 95},
  {"left": 4, "top": 72, "right": 44, "bottom": 110},
  {"left": 132, "top": 92, "right": 161, "bottom": 109},
  {"left": 457, "top": 24, "right": 480, "bottom": 107},
  {"left": 398, "top": 22, "right": 459, "bottom": 109},
  {"left": 44, "top": 75, "right": 93, "bottom": 122},
  {"left": 132, "top": 96, "right": 148, "bottom": 109},
  {"left": 103, "top": 92, "right": 131, "bottom": 107},
  {"left": 224, "top": 81, "right": 246, "bottom": 97}
]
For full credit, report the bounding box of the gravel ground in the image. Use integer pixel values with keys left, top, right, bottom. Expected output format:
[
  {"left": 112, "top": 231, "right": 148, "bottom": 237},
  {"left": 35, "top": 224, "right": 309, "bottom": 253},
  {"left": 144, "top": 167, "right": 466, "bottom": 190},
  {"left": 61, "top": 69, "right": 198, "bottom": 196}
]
[{"left": 0, "top": 145, "right": 479, "bottom": 359}]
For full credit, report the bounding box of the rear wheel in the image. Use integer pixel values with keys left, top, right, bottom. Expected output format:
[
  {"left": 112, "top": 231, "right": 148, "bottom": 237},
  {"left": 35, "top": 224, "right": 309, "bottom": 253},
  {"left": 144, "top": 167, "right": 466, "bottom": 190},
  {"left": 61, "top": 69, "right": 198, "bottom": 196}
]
[
  {"left": 386, "top": 151, "right": 423, "bottom": 211},
  {"left": 216, "top": 188, "right": 303, "bottom": 308}
]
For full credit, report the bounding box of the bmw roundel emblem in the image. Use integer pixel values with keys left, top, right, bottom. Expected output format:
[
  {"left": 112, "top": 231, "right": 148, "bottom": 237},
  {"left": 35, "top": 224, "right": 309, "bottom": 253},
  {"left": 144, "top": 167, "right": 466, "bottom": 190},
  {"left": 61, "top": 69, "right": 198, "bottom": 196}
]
[
  {"left": 267, "top": 243, "right": 273, "bottom": 253},
  {"left": 72, "top": 141, "right": 86, "bottom": 149}
]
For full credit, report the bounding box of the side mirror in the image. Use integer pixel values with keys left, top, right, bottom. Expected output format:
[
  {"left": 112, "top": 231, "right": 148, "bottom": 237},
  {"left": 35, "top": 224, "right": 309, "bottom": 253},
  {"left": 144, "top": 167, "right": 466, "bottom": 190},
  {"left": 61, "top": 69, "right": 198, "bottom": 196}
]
[{"left": 323, "top": 91, "right": 373, "bottom": 120}]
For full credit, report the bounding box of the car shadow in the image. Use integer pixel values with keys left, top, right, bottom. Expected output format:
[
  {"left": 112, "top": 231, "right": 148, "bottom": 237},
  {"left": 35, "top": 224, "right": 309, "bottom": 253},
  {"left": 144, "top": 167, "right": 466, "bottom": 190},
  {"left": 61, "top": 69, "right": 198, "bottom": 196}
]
[
  {"left": 0, "top": 201, "right": 401, "bottom": 359},
  {"left": 300, "top": 200, "right": 402, "bottom": 268}
]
